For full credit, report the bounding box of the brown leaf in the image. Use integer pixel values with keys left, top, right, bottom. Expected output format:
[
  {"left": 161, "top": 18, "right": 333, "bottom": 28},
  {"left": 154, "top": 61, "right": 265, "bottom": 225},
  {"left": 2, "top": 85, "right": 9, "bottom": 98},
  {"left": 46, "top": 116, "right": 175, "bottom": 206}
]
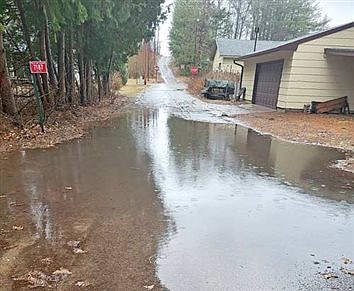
[{"left": 12, "top": 225, "right": 24, "bottom": 231}]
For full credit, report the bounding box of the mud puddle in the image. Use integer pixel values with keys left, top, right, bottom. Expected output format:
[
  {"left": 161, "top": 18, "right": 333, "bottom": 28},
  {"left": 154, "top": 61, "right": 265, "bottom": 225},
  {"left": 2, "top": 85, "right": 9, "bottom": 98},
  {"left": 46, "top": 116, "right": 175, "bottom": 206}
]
[
  {"left": 0, "top": 57, "right": 353, "bottom": 290},
  {"left": 0, "top": 117, "right": 165, "bottom": 290}
]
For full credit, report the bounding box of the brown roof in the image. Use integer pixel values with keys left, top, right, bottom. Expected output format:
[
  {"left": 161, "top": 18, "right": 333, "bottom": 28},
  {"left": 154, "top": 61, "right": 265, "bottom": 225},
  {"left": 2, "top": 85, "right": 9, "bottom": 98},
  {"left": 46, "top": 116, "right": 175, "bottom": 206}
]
[{"left": 237, "top": 21, "right": 354, "bottom": 60}]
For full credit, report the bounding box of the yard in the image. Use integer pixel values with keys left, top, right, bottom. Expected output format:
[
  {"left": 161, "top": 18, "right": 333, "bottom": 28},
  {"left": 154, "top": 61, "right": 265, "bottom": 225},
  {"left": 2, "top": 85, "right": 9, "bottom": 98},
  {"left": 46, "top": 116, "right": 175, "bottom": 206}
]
[{"left": 233, "top": 111, "right": 354, "bottom": 172}]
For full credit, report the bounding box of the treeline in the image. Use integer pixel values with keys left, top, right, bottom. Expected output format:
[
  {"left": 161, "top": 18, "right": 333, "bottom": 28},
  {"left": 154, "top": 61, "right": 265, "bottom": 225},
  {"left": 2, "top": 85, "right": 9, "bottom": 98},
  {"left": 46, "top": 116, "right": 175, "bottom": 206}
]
[
  {"left": 0, "top": 0, "right": 165, "bottom": 122},
  {"left": 170, "top": 0, "right": 329, "bottom": 65}
]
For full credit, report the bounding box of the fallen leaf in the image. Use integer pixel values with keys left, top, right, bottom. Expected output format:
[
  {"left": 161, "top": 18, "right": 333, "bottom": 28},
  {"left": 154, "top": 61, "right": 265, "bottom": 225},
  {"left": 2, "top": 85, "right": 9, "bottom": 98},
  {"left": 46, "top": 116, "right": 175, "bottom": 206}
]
[
  {"left": 321, "top": 272, "right": 338, "bottom": 280},
  {"left": 9, "top": 202, "right": 25, "bottom": 207},
  {"left": 3, "top": 244, "right": 18, "bottom": 250},
  {"left": 40, "top": 257, "right": 53, "bottom": 265},
  {"left": 51, "top": 267, "right": 72, "bottom": 282},
  {"left": 12, "top": 225, "right": 24, "bottom": 231},
  {"left": 342, "top": 257, "right": 353, "bottom": 265},
  {"left": 144, "top": 285, "right": 154, "bottom": 290},
  {"left": 75, "top": 281, "right": 91, "bottom": 287},
  {"left": 73, "top": 248, "right": 87, "bottom": 254},
  {"left": 67, "top": 240, "right": 80, "bottom": 248},
  {"left": 52, "top": 268, "right": 72, "bottom": 276},
  {"left": 340, "top": 267, "right": 354, "bottom": 276},
  {"left": 68, "top": 240, "right": 87, "bottom": 254},
  {"left": 13, "top": 271, "right": 50, "bottom": 288}
]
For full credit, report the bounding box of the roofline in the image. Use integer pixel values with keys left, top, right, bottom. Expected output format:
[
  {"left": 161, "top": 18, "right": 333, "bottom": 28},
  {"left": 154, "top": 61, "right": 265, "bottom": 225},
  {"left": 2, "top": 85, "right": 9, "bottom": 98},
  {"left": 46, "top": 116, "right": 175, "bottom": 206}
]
[
  {"left": 220, "top": 54, "right": 241, "bottom": 58},
  {"left": 215, "top": 38, "right": 283, "bottom": 58},
  {"left": 237, "top": 21, "right": 354, "bottom": 60}
]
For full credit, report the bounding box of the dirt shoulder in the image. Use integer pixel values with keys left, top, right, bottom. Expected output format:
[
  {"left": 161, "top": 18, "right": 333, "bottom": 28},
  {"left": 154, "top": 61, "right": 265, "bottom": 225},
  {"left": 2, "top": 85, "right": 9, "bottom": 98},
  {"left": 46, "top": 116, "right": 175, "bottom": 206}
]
[
  {"left": 0, "top": 96, "right": 130, "bottom": 154},
  {"left": 233, "top": 111, "right": 354, "bottom": 172},
  {"left": 0, "top": 80, "right": 149, "bottom": 155}
]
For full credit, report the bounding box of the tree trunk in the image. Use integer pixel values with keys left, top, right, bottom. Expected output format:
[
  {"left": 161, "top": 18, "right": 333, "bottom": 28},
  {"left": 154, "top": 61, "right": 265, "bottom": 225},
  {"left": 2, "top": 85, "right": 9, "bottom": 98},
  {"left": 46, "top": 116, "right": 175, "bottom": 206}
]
[
  {"left": 40, "top": 28, "right": 51, "bottom": 105},
  {"left": 95, "top": 66, "right": 102, "bottom": 102},
  {"left": 15, "top": 0, "right": 45, "bottom": 97},
  {"left": 0, "top": 30, "right": 19, "bottom": 119},
  {"left": 78, "top": 52, "right": 86, "bottom": 105},
  {"left": 85, "top": 58, "right": 92, "bottom": 103},
  {"left": 43, "top": 3, "right": 57, "bottom": 89},
  {"left": 104, "top": 52, "right": 114, "bottom": 95},
  {"left": 57, "top": 31, "right": 65, "bottom": 104},
  {"left": 66, "top": 27, "right": 74, "bottom": 104}
]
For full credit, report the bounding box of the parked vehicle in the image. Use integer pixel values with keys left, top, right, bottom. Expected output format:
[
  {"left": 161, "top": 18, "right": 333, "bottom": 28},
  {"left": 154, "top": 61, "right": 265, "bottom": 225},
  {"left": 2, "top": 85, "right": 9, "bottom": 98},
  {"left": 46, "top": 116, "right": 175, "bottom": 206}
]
[{"left": 201, "top": 79, "right": 236, "bottom": 100}]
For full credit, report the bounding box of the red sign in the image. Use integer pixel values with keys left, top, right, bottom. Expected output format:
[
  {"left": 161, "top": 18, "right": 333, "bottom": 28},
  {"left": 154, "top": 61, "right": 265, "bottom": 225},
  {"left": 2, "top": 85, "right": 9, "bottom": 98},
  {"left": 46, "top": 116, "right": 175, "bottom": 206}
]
[
  {"left": 29, "top": 61, "right": 48, "bottom": 74},
  {"left": 190, "top": 66, "right": 198, "bottom": 76}
]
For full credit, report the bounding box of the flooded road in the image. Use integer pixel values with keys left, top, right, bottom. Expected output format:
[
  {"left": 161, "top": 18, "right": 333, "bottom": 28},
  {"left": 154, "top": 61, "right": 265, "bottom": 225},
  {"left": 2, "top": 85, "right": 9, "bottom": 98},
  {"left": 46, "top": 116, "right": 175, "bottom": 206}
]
[{"left": 1, "top": 57, "right": 353, "bottom": 290}]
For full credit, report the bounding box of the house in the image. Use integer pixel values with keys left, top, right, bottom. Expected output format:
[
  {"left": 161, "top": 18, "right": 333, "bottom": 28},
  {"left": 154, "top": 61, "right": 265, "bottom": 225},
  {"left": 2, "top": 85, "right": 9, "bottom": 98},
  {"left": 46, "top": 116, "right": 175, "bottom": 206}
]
[
  {"left": 236, "top": 22, "right": 354, "bottom": 111},
  {"left": 211, "top": 39, "right": 282, "bottom": 73}
]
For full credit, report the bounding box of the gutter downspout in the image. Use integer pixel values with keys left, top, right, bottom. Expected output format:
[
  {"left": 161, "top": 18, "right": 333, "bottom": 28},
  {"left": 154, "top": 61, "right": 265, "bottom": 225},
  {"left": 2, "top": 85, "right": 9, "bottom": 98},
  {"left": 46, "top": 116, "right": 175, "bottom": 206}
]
[{"left": 233, "top": 60, "right": 244, "bottom": 100}]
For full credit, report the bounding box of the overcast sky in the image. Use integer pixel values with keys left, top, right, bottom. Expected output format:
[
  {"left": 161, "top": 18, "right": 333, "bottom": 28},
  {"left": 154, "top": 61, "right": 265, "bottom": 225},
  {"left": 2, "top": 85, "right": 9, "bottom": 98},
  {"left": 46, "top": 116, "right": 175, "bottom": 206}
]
[{"left": 159, "top": 0, "right": 354, "bottom": 56}]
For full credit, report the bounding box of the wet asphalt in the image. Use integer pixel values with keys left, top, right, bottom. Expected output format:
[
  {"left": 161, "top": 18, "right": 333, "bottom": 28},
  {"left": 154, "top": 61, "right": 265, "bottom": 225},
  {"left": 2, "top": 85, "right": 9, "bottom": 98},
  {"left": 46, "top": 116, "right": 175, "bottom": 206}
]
[{"left": 0, "top": 57, "right": 353, "bottom": 290}]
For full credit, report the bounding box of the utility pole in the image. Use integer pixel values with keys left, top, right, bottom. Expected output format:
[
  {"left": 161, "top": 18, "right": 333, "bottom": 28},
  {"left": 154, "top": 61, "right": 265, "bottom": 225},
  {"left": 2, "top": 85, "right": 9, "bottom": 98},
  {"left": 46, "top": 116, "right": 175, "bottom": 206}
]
[
  {"left": 154, "top": 31, "right": 157, "bottom": 82},
  {"left": 147, "top": 41, "right": 150, "bottom": 82},
  {"left": 143, "top": 41, "right": 147, "bottom": 85},
  {"left": 194, "top": 18, "right": 200, "bottom": 65}
]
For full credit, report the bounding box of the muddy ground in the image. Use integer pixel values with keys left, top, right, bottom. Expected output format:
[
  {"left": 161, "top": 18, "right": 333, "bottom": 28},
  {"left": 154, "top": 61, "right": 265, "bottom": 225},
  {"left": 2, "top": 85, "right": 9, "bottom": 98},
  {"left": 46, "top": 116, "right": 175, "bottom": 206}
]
[
  {"left": 0, "top": 95, "right": 131, "bottom": 154},
  {"left": 0, "top": 119, "right": 166, "bottom": 291}
]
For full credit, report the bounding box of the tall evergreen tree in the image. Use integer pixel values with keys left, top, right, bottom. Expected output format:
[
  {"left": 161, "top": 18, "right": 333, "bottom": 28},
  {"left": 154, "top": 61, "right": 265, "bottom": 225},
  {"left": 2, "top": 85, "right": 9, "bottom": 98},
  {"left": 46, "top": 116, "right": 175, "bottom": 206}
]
[{"left": 0, "top": 0, "right": 165, "bottom": 122}]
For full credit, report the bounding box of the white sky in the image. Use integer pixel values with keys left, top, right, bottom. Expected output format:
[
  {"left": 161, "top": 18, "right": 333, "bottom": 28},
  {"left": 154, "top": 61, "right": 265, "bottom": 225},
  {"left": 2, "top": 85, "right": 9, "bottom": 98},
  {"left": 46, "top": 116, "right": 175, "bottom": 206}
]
[{"left": 159, "top": 0, "right": 354, "bottom": 56}]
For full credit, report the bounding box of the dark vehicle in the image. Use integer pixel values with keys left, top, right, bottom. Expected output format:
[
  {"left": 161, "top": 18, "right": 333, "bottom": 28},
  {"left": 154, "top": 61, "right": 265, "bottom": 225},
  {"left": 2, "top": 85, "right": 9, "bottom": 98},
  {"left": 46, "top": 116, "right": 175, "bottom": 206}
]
[{"left": 201, "top": 79, "right": 236, "bottom": 100}]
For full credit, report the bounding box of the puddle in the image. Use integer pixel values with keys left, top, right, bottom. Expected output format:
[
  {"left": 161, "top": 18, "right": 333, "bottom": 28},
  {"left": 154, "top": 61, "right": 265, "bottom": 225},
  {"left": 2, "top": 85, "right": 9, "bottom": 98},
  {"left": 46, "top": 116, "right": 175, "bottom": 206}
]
[{"left": 0, "top": 57, "right": 353, "bottom": 290}]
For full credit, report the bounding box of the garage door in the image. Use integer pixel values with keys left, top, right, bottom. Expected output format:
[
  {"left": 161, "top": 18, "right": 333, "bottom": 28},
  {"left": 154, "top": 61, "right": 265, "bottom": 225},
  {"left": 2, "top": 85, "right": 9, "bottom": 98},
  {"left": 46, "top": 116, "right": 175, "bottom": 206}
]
[{"left": 252, "top": 60, "right": 284, "bottom": 108}]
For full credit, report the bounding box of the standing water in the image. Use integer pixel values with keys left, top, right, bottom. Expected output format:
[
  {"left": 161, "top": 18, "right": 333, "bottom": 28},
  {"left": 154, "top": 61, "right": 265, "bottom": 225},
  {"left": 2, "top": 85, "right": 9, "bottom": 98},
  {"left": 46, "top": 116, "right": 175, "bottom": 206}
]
[{"left": 0, "top": 57, "right": 353, "bottom": 290}]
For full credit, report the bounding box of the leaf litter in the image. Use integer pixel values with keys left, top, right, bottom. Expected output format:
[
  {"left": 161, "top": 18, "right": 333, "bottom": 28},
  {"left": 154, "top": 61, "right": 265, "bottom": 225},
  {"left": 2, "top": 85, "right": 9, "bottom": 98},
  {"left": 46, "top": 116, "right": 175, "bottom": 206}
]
[
  {"left": 13, "top": 267, "right": 72, "bottom": 288},
  {"left": 67, "top": 240, "right": 87, "bottom": 254}
]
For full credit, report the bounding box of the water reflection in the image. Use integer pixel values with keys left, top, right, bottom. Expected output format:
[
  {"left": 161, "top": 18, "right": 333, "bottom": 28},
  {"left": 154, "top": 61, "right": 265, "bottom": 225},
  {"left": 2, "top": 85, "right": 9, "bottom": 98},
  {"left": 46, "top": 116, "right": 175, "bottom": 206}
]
[
  {"left": 129, "top": 108, "right": 354, "bottom": 290},
  {"left": 0, "top": 107, "right": 353, "bottom": 290}
]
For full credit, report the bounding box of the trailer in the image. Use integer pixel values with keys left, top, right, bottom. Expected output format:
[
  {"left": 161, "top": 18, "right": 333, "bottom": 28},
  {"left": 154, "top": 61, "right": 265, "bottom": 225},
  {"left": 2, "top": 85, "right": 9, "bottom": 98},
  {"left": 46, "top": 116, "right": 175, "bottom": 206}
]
[{"left": 201, "top": 79, "right": 236, "bottom": 101}]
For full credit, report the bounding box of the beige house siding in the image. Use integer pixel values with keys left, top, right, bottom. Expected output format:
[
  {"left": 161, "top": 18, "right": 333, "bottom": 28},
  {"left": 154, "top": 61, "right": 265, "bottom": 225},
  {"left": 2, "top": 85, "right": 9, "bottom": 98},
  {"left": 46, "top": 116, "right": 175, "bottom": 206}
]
[
  {"left": 242, "top": 51, "right": 293, "bottom": 108},
  {"left": 286, "top": 26, "right": 354, "bottom": 110},
  {"left": 212, "top": 50, "right": 223, "bottom": 71},
  {"left": 212, "top": 50, "right": 243, "bottom": 74},
  {"left": 243, "top": 26, "right": 354, "bottom": 110}
]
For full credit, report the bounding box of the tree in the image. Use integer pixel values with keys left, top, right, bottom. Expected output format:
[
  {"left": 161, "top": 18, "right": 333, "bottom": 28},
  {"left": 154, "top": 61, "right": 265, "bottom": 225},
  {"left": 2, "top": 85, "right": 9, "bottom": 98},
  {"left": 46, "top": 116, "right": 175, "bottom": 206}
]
[
  {"left": 170, "top": 0, "right": 228, "bottom": 65},
  {"left": 0, "top": 1, "right": 19, "bottom": 120},
  {"left": 170, "top": 0, "right": 330, "bottom": 66},
  {"left": 1, "top": 0, "right": 165, "bottom": 122},
  {"left": 248, "top": 0, "right": 329, "bottom": 41}
]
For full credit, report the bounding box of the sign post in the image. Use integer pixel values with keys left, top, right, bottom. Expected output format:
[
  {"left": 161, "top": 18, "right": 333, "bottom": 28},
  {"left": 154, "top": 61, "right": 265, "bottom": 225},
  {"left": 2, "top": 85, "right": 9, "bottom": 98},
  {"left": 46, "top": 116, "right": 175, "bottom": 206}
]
[
  {"left": 154, "top": 65, "right": 159, "bottom": 82},
  {"left": 29, "top": 61, "right": 47, "bottom": 133}
]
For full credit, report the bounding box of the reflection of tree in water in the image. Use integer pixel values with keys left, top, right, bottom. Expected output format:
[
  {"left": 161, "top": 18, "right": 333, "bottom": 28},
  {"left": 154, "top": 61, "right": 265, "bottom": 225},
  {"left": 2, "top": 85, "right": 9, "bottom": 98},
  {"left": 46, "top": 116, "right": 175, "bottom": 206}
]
[{"left": 167, "top": 117, "right": 248, "bottom": 185}]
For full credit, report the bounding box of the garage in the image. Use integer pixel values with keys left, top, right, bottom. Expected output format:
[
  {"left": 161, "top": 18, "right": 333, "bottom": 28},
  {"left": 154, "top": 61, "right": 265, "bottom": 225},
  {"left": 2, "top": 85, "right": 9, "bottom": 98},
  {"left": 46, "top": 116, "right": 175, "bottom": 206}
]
[{"left": 252, "top": 60, "right": 284, "bottom": 108}]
